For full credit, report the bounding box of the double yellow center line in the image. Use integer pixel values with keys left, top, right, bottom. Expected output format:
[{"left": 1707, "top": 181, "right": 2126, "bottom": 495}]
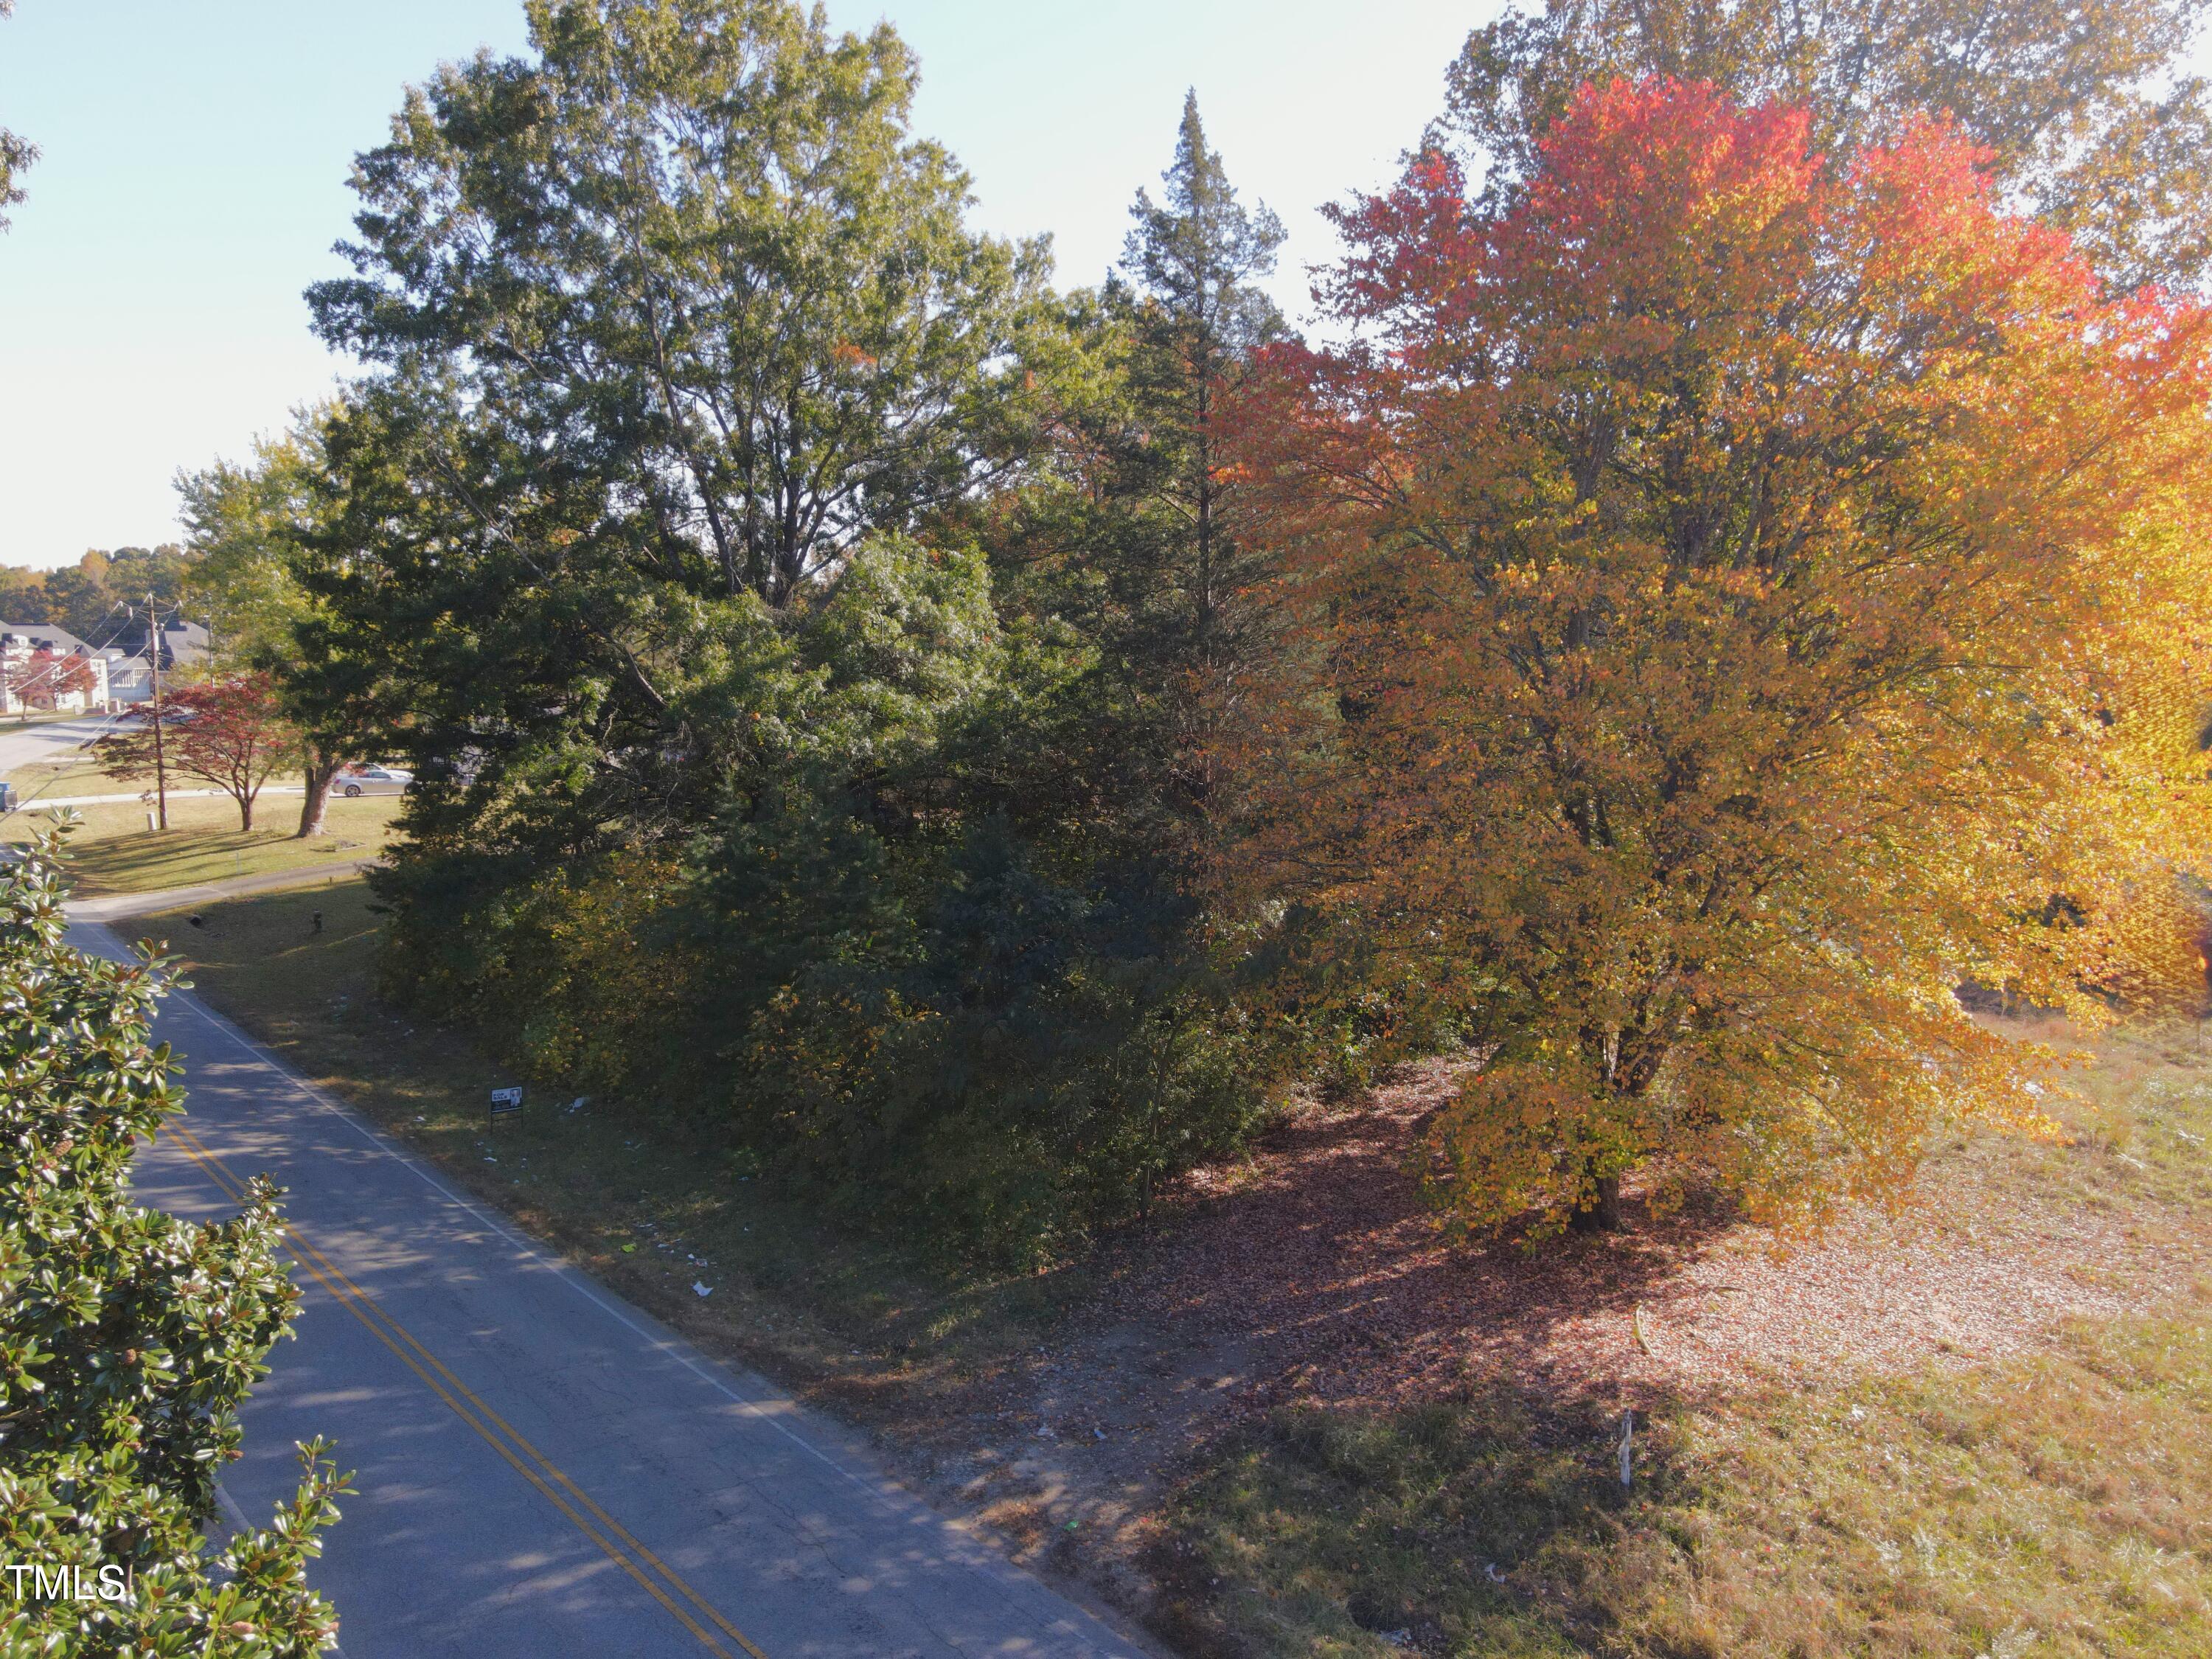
[{"left": 166, "top": 1119, "right": 767, "bottom": 1659}]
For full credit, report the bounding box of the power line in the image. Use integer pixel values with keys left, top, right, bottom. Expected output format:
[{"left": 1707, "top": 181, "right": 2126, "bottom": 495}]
[{"left": 0, "top": 712, "right": 125, "bottom": 824}]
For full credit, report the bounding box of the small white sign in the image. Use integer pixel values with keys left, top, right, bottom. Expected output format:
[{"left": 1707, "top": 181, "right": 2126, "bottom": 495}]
[{"left": 489, "top": 1086, "right": 524, "bottom": 1115}]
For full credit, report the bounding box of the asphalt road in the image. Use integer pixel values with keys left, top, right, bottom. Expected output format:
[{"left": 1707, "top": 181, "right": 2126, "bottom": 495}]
[
  {"left": 86, "top": 922, "right": 1147, "bottom": 1658},
  {"left": 0, "top": 712, "right": 115, "bottom": 778}
]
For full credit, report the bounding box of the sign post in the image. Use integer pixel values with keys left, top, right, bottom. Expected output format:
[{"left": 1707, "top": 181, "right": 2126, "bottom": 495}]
[{"left": 488, "top": 1085, "right": 524, "bottom": 1130}]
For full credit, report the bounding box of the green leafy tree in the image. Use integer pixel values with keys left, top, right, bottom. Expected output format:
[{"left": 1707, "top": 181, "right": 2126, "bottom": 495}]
[
  {"left": 0, "top": 0, "right": 34, "bottom": 232},
  {"left": 737, "top": 94, "right": 1308, "bottom": 1250},
  {"left": 290, "top": 13, "right": 1296, "bottom": 1262},
  {"left": 178, "top": 418, "right": 364, "bottom": 836},
  {"left": 310, "top": 0, "right": 1051, "bottom": 608},
  {"left": 178, "top": 442, "right": 316, "bottom": 667},
  {"left": 0, "top": 827, "right": 347, "bottom": 1654},
  {"left": 102, "top": 547, "right": 197, "bottom": 636},
  {"left": 36, "top": 566, "right": 114, "bottom": 644},
  {"left": 19, "top": 548, "right": 198, "bottom": 646},
  {"left": 1445, "top": 0, "right": 2212, "bottom": 291},
  {"left": 300, "top": 0, "right": 1061, "bottom": 869},
  {"left": 0, "top": 566, "right": 46, "bottom": 622}
]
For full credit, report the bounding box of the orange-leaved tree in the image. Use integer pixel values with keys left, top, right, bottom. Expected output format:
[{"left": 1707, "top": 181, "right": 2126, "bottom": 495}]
[{"left": 1220, "top": 77, "right": 2212, "bottom": 1237}]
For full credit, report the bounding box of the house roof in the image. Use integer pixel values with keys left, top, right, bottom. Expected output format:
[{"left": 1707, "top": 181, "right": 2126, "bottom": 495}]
[
  {"left": 0, "top": 622, "right": 92, "bottom": 654},
  {"left": 111, "top": 618, "right": 210, "bottom": 664}
]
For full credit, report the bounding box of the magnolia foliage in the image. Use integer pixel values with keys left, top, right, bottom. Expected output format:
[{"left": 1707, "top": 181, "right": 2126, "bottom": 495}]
[
  {"left": 1224, "top": 78, "right": 2212, "bottom": 1236},
  {"left": 0, "top": 830, "right": 346, "bottom": 1654}
]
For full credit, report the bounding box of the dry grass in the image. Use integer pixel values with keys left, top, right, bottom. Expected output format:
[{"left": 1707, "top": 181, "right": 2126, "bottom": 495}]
[{"left": 1167, "top": 1296, "right": 2212, "bottom": 1657}]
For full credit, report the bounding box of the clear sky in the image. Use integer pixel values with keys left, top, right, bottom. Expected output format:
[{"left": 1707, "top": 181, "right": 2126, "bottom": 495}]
[{"left": 0, "top": 0, "right": 1491, "bottom": 568}]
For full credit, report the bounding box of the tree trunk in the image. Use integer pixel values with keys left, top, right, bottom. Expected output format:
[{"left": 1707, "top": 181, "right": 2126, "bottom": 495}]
[
  {"left": 237, "top": 792, "right": 255, "bottom": 832},
  {"left": 296, "top": 751, "right": 340, "bottom": 838},
  {"left": 1570, "top": 1170, "right": 1624, "bottom": 1232}
]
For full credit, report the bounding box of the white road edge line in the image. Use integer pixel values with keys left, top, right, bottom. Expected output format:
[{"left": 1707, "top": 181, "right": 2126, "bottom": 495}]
[
  {"left": 213, "top": 1480, "right": 254, "bottom": 1534},
  {"left": 159, "top": 968, "right": 876, "bottom": 1488}
]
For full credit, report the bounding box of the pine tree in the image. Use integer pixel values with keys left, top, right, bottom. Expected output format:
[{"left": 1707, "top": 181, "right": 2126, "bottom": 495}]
[
  {"left": 1120, "top": 91, "right": 1287, "bottom": 675},
  {"left": 981, "top": 91, "right": 1288, "bottom": 860}
]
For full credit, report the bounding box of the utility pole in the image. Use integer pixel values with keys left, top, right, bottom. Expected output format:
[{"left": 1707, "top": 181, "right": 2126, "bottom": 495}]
[{"left": 143, "top": 597, "right": 168, "bottom": 832}]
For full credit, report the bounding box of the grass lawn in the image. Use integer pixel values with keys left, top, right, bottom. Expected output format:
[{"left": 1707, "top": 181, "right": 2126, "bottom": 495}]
[
  {"left": 1165, "top": 1297, "right": 2212, "bottom": 1658},
  {"left": 1161, "top": 1029, "right": 2212, "bottom": 1658},
  {"left": 10, "top": 753, "right": 156, "bottom": 797},
  {"left": 124, "top": 877, "right": 1085, "bottom": 1398},
  {"left": 10, "top": 793, "right": 399, "bottom": 895},
  {"left": 0, "top": 726, "right": 138, "bottom": 800}
]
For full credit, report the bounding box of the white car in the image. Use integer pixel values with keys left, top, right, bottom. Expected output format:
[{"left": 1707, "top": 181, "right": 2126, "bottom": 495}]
[{"left": 337, "top": 765, "right": 414, "bottom": 799}]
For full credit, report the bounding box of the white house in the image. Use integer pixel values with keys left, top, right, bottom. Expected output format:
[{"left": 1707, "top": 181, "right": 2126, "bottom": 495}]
[
  {"left": 0, "top": 623, "right": 111, "bottom": 715},
  {"left": 101, "top": 653, "right": 154, "bottom": 707},
  {"left": 102, "top": 619, "right": 212, "bottom": 707}
]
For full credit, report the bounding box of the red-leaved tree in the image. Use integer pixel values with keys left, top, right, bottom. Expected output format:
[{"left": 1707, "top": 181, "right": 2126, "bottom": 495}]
[
  {"left": 97, "top": 673, "right": 301, "bottom": 831},
  {"left": 7, "top": 647, "right": 95, "bottom": 711}
]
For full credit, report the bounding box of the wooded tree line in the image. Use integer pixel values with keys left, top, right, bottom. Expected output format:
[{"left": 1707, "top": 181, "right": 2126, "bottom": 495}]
[
  {"left": 0, "top": 545, "right": 194, "bottom": 642},
  {"left": 186, "top": 0, "right": 2212, "bottom": 1261}
]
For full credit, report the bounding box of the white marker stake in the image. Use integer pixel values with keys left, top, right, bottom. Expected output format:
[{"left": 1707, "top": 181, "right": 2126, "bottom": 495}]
[{"left": 1618, "top": 1410, "right": 1634, "bottom": 1489}]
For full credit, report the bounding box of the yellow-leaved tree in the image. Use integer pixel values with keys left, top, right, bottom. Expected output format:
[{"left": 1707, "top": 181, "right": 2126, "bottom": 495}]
[{"left": 1221, "top": 77, "right": 2212, "bottom": 1236}]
